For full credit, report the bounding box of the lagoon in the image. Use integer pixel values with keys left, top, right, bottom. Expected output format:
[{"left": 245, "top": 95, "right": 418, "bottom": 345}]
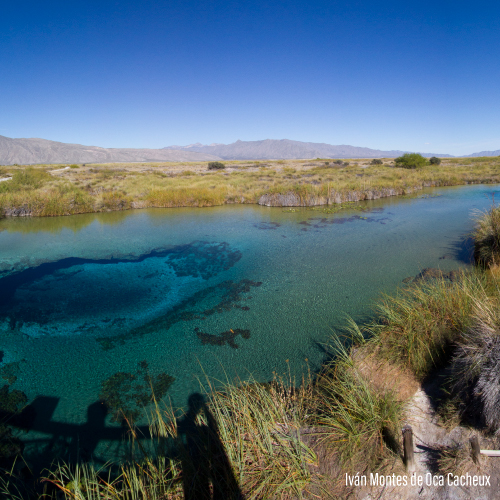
[{"left": 0, "top": 183, "right": 497, "bottom": 463}]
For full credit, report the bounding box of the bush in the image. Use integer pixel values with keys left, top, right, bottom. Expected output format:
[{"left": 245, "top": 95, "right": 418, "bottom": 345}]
[
  {"left": 429, "top": 157, "right": 441, "bottom": 165},
  {"left": 208, "top": 161, "right": 225, "bottom": 170},
  {"left": 370, "top": 159, "right": 383, "bottom": 165},
  {"left": 394, "top": 153, "right": 427, "bottom": 169},
  {"left": 473, "top": 204, "right": 500, "bottom": 266}
]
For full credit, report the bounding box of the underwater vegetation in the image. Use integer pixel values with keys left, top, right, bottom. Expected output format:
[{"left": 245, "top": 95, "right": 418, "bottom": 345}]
[
  {"left": 401, "top": 268, "right": 462, "bottom": 284},
  {"left": 97, "top": 279, "right": 262, "bottom": 350},
  {"left": 99, "top": 361, "right": 175, "bottom": 424},
  {"left": 253, "top": 221, "right": 281, "bottom": 230},
  {"left": 297, "top": 213, "right": 391, "bottom": 231},
  {"left": 0, "top": 360, "right": 25, "bottom": 385},
  {"left": 308, "top": 202, "right": 366, "bottom": 213},
  {"left": 0, "top": 384, "right": 28, "bottom": 466},
  {"left": 166, "top": 241, "right": 241, "bottom": 280},
  {"left": 0, "top": 240, "right": 242, "bottom": 331},
  {"left": 195, "top": 327, "right": 251, "bottom": 348}
]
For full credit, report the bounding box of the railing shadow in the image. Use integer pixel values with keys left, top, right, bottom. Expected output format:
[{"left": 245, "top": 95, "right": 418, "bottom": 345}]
[{"left": 2, "top": 392, "right": 243, "bottom": 499}]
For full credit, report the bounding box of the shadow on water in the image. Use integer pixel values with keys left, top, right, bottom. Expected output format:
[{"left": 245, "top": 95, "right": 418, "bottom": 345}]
[
  {"left": 444, "top": 234, "right": 475, "bottom": 264},
  {"left": 177, "top": 394, "right": 242, "bottom": 500},
  {"left": 2, "top": 393, "right": 243, "bottom": 499}
]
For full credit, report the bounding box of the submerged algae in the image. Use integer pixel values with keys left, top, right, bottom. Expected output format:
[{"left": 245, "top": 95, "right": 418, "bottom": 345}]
[
  {"left": 99, "top": 361, "right": 175, "bottom": 424},
  {"left": 97, "top": 279, "right": 262, "bottom": 350},
  {"left": 195, "top": 327, "right": 251, "bottom": 348}
]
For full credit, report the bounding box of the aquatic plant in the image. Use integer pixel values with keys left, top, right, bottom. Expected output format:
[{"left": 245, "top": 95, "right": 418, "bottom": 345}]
[
  {"left": 0, "top": 384, "right": 28, "bottom": 466},
  {"left": 195, "top": 327, "right": 250, "bottom": 348},
  {"left": 99, "top": 361, "right": 175, "bottom": 424},
  {"left": 166, "top": 240, "right": 242, "bottom": 280},
  {"left": 97, "top": 279, "right": 262, "bottom": 350},
  {"left": 0, "top": 360, "right": 24, "bottom": 385}
]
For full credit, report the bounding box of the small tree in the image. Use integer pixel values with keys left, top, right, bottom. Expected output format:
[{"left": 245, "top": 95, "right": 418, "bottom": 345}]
[
  {"left": 370, "top": 159, "right": 383, "bottom": 165},
  {"left": 208, "top": 161, "right": 225, "bottom": 170},
  {"left": 394, "top": 153, "right": 427, "bottom": 169},
  {"left": 429, "top": 157, "right": 441, "bottom": 165}
]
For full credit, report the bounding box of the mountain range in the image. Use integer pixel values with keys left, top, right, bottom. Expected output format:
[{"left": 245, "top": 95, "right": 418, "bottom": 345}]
[
  {"left": 1, "top": 135, "right": 498, "bottom": 165},
  {"left": 163, "top": 139, "right": 454, "bottom": 160},
  {"left": 0, "top": 135, "right": 220, "bottom": 165}
]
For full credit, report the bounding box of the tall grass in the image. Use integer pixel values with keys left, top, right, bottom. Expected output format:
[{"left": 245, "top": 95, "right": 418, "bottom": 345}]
[
  {"left": 309, "top": 330, "right": 405, "bottom": 478},
  {"left": 472, "top": 203, "right": 500, "bottom": 266},
  {"left": 146, "top": 187, "right": 227, "bottom": 208},
  {"left": 365, "top": 272, "right": 487, "bottom": 379}
]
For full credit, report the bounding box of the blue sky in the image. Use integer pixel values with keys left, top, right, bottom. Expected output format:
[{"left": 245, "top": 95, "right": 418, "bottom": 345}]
[{"left": 1, "top": 0, "right": 499, "bottom": 155}]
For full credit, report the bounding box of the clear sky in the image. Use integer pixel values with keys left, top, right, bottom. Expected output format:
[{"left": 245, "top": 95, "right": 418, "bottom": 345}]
[{"left": 1, "top": 0, "right": 499, "bottom": 155}]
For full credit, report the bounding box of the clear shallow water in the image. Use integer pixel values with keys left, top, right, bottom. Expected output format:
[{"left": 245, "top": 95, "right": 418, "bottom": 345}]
[{"left": 0, "top": 183, "right": 498, "bottom": 464}]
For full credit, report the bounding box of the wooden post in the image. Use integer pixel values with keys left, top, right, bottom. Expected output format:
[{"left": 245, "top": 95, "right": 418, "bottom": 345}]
[
  {"left": 402, "top": 425, "right": 415, "bottom": 472},
  {"left": 470, "top": 435, "right": 481, "bottom": 465}
]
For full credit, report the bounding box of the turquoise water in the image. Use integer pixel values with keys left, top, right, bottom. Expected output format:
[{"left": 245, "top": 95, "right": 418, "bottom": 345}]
[{"left": 0, "top": 183, "right": 498, "bottom": 464}]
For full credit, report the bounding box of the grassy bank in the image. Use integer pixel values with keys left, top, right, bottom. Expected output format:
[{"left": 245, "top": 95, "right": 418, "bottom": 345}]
[{"left": 1, "top": 156, "right": 500, "bottom": 216}]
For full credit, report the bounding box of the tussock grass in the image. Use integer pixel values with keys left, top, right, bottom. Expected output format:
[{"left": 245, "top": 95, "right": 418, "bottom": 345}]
[
  {"left": 310, "top": 330, "right": 405, "bottom": 478},
  {"left": 450, "top": 293, "right": 500, "bottom": 433},
  {"left": 146, "top": 186, "right": 228, "bottom": 208},
  {"left": 365, "top": 272, "right": 486, "bottom": 379},
  {"left": 205, "top": 377, "right": 317, "bottom": 499},
  {"left": 472, "top": 203, "right": 500, "bottom": 266}
]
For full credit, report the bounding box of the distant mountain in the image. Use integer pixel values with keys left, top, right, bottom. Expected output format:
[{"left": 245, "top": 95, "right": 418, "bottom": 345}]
[
  {"left": 0, "top": 136, "right": 221, "bottom": 165},
  {"left": 465, "top": 150, "right": 500, "bottom": 157},
  {"left": 4, "top": 135, "right": 496, "bottom": 165},
  {"left": 163, "top": 139, "right": 453, "bottom": 160}
]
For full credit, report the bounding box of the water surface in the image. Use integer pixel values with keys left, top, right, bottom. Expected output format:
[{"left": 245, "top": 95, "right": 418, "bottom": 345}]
[{"left": 0, "top": 184, "right": 496, "bottom": 464}]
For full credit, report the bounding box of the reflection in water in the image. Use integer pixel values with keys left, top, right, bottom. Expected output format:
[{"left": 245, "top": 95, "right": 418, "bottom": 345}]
[{"left": 0, "top": 210, "right": 132, "bottom": 234}]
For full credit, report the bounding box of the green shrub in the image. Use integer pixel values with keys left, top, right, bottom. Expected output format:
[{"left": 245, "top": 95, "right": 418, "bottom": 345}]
[
  {"left": 370, "top": 159, "right": 383, "bottom": 165},
  {"left": 208, "top": 161, "right": 225, "bottom": 170},
  {"left": 429, "top": 157, "right": 441, "bottom": 165},
  {"left": 394, "top": 153, "right": 427, "bottom": 169},
  {"left": 69, "top": 164, "right": 79, "bottom": 168}
]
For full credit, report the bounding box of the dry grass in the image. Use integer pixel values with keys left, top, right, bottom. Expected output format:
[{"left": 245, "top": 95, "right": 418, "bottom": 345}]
[{"left": 1, "top": 156, "right": 500, "bottom": 217}]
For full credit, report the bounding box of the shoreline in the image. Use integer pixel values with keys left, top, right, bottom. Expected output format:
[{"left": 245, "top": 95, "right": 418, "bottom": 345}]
[{"left": 1, "top": 156, "right": 500, "bottom": 217}]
